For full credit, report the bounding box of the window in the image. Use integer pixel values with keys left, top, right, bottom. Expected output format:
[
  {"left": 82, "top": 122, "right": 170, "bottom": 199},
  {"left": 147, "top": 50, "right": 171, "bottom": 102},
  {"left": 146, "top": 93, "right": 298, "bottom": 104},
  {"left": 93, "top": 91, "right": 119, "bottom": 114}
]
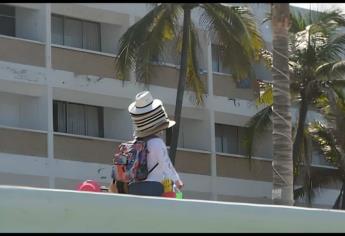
[
  {"left": 53, "top": 101, "right": 104, "bottom": 138},
  {"left": 212, "top": 44, "right": 231, "bottom": 74},
  {"left": 215, "top": 123, "right": 247, "bottom": 155},
  {"left": 64, "top": 17, "right": 83, "bottom": 48},
  {"left": 52, "top": 14, "right": 101, "bottom": 51},
  {"left": 0, "top": 4, "right": 15, "bottom": 37},
  {"left": 52, "top": 14, "right": 63, "bottom": 44}
]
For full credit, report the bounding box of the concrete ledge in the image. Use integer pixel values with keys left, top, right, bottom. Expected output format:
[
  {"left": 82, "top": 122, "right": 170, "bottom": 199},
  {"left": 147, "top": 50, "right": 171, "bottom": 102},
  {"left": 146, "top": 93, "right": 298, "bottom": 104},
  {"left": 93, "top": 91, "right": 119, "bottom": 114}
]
[{"left": 0, "top": 185, "right": 345, "bottom": 232}]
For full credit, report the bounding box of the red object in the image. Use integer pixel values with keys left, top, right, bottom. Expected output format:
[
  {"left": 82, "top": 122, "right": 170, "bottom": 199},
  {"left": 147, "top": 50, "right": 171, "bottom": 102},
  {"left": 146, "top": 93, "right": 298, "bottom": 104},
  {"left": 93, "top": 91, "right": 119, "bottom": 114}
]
[
  {"left": 77, "top": 180, "right": 101, "bottom": 192},
  {"left": 162, "top": 192, "right": 176, "bottom": 198}
]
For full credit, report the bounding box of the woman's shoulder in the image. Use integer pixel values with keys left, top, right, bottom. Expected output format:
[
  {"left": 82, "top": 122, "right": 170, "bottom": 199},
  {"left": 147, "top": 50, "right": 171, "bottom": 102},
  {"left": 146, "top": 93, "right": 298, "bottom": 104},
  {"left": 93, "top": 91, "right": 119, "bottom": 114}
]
[{"left": 147, "top": 137, "right": 166, "bottom": 148}]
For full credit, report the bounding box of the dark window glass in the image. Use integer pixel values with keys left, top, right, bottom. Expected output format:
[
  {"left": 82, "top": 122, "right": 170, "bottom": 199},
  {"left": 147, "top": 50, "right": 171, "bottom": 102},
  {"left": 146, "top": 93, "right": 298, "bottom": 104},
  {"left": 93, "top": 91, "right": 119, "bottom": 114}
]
[
  {"left": 51, "top": 14, "right": 101, "bottom": 51},
  {"left": 0, "top": 5, "right": 15, "bottom": 37},
  {"left": 53, "top": 100, "right": 103, "bottom": 138}
]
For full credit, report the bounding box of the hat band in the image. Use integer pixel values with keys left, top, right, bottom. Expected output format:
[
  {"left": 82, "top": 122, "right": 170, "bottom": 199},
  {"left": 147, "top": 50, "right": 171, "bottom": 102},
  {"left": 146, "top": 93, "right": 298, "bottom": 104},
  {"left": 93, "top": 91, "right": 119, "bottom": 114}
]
[
  {"left": 135, "top": 119, "right": 168, "bottom": 133},
  {"left": 135, "top": 100, "right": 153, "bottom": 108},
  {"left": 133, "top": 109, "right": 166, "bottom": 126},
  {"left": 130, "top": 104, "right": 162, "bottom": 117},
  {"left": 134, "top": 114, "right": 168, "bottom": 131}
]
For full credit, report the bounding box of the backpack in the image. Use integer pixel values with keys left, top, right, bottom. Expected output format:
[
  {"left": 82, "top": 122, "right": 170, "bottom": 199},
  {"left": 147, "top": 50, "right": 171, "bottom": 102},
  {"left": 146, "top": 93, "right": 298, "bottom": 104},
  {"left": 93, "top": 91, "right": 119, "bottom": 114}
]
[{"left": 112, "top": 136, "right": 159, "bottom": 184}]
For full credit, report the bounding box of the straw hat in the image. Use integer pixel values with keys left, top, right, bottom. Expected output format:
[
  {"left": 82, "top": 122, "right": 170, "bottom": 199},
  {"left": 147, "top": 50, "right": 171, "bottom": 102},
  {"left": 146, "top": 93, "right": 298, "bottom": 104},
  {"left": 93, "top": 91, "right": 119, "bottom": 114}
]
[{"left": 128, "top": 91, "right": 175, "bottom": 138}]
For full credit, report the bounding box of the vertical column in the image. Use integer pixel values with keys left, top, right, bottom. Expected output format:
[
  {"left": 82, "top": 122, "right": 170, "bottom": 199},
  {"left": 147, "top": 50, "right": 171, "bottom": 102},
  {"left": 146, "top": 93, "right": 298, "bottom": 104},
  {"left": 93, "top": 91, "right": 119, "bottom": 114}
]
[
  {"left": 206, "top": 34, "right": 217, "bottom": 201},
  {"left": 129, "top": 14, "right": 136, "bottom": 84},
  {"left": 44, "top": 3, "right": 55, "bottom": 188},
  {"left": 45, "top": 3, "right": 51, "bottom": 69}
]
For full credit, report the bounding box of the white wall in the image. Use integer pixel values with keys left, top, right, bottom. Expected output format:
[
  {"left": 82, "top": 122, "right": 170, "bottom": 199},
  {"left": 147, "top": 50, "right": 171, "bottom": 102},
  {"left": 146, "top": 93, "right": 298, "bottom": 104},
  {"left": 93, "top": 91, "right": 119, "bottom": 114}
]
[
  {"left": 103, "top": 107, "right": 132, "bottom": 140},
  {"left": 2, "top": 185, "right": 345, "bottom": 232},
  {"left": 81, "top": 3, "right": 150, "bottom": 18},
  {"left": 20, "top": 94, "right": 47, "bottom": 130},
  {"left": 15, "top": 6, "right": 44, "bottom": 42},
  {"left": 0, "top": 92, "right": 19, "bottom": 127},
  {"left": 0, "top": 92, "right": 46, "bottom": 130},
  {"left": 180, "top": 117, "right": 210, "bottom": 151}
]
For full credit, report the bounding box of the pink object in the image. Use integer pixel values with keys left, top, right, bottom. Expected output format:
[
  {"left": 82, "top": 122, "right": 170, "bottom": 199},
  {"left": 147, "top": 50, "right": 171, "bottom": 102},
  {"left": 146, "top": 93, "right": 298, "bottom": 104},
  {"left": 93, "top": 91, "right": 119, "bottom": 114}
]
[{"left": 77, "top": 180, "right": 101, "bottom": 192}]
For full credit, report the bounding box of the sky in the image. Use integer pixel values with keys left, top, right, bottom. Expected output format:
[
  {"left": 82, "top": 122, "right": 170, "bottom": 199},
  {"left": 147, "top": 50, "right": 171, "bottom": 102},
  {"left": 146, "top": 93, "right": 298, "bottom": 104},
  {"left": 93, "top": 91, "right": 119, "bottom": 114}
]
[{"left": 290, "top": 3, "right": 345, "bottom": 12}]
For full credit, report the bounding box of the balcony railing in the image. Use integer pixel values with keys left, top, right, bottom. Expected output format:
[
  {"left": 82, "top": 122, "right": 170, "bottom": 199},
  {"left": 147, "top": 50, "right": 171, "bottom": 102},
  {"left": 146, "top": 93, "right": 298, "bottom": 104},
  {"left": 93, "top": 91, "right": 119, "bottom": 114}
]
[
  {"left": 0, "top": 126, "right": 47, "bottom": 157},
  {"left": 52, "top": 45, "right": 120, "bottom": 80},
  {"left": 0, "top": 35, "right": 45, "bottom": 67}
]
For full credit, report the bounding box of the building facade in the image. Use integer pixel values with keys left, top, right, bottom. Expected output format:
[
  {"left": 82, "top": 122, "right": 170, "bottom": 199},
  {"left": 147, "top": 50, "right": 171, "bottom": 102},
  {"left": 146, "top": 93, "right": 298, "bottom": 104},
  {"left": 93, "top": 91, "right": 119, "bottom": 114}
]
[{"left": 0, "top": 3, "right": 339, "bottom": 208}]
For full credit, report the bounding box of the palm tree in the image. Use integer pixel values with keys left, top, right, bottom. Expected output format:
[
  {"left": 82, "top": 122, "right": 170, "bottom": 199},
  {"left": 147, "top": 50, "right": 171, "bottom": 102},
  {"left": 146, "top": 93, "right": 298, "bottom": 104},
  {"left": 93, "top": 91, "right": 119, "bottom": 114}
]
[
  {"left": 306, "top": 87, "right": 345, "bottom": 208},
  {"left": 115, "top": 3, "right": 263, "bottom": 164},
  {"left": 271, "top": 3, "right": 294, "bottom": 205},
  {"left": 245, "top": 8, "right": 345, "bottom": 206}
]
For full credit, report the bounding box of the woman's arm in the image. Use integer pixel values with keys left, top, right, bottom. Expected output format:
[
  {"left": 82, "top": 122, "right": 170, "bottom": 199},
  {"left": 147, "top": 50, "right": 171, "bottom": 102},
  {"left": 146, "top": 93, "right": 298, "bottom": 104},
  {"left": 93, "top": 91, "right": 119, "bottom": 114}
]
[{"left": 157, "top": 140, "right": 184, "bottom": 189}]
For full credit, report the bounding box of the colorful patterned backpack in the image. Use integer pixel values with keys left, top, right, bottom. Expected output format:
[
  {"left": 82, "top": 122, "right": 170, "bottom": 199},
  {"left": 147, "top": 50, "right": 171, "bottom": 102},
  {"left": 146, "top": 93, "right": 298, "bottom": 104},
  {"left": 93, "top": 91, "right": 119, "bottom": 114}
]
[{"left": 113, "top": 136, "right": 158, "bottom": 184}]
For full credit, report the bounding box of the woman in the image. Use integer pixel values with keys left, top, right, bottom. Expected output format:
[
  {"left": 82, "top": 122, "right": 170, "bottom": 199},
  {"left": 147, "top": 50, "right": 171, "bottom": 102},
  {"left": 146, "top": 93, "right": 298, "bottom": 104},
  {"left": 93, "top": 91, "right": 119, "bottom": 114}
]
[{"left": 125, "top": 91, "right": 184, "bottom": 196}]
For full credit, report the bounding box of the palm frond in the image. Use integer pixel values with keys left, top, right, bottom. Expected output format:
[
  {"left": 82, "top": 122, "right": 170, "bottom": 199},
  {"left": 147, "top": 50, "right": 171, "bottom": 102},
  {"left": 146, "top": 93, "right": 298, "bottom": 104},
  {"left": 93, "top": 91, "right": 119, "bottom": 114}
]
[
  {"left": 185, "top": 22, "right": 205, "bottom": 105},
  {"left": 258, "top": 49, "right": 272, "bottom": 69},
  {"left": 333, "top": 86, "right": 345, "bottom": 106},
  {"left": 200, "top": 4, "right": 263, "bottom": 80},
  {"left": 174, "top": 22, "right": 205, "bottom": 105},
  {"left": 294, "top": 130, "right": 341, "bottom": 203},
  {"left": 135, "top": 4, "right": 182, "bottom": 84},
  {"left": 243, "top": 105, "right": 272, "bottom": 158},
  {"left": 332, "top": 183, "right": 345, "bottom": 209},
  {"left": 316, "top": 9, "right": 345, "bottom": 28},
  {"left": 261, "top": 10, "right": 309, "bottom": 34},
  {"left": 318, "top": 34, "right": 345, "bottom": 62},
  {"left": 313, "top": 93, "right": 329, "bottom": 110},
  {"left": 290, "top": 11, "right": 309, "bottom": 34},
  {"left": 116, "top": 4, "right": 182, "bottom": 82},
  {"left": 294, "top": 166, "right": 340, "bottom": 201},
  {"left": 308, "top": 121, "right": 345, "bottom": 169},
  {"left": 256, "top": 82, "right": 273, "bottom": 106}
]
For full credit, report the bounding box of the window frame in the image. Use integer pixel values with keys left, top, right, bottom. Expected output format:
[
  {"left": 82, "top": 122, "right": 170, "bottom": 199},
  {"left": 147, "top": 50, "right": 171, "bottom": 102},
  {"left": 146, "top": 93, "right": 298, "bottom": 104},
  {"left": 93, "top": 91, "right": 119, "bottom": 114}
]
[
  {"left": 211, "top": 44, "right": 221, "bottom": 73},
  {"left": 215, "top": 123, "right": 247, "bottom": 155},
  {"left": 53, "top": 100, "right": 104, "bottom": 138},
  {"left": 211, "top": 44, "right": 231, "bottom": 74},
  {"left": 52, "top": 13, "right": 101, "bottom": 52},
  {"left": 0, "top": 4, "right": 16, "bottom": 37}
]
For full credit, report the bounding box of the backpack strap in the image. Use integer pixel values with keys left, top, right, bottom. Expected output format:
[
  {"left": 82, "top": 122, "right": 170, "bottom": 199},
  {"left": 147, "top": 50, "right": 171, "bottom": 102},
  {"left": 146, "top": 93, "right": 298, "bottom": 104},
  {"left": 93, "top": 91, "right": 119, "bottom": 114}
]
[
  {"left": 148, "top": 162, "right": 159, "bottom": 174},
  {"left": 142, "top": 134, "right": 159, "bottom": 174}
]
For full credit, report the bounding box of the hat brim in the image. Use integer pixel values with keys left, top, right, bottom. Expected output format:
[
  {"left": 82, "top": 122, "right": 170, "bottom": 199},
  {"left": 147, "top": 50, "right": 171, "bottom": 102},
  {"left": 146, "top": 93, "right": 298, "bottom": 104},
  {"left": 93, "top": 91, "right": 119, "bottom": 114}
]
[
  {"left": 134, "top": 120, "right": 175, "bottom": 138},
  {"left": 128, "top": 98, "right": 162, "bottom": 115}
]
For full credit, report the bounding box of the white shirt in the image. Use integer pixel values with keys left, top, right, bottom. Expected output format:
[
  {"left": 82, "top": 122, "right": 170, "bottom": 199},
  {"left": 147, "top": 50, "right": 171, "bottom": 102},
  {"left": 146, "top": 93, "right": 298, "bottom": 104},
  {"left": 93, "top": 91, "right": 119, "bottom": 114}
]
[{"left": 144, "top": 137, "right": 181, "bottom": 183}]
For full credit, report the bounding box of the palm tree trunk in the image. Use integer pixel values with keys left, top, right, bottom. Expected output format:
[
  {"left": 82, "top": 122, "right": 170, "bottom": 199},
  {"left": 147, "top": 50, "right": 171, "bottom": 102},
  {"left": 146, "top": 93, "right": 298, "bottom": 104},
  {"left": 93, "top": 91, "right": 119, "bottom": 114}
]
[
  {"left": 169, "top": 5, "right": 192, "bottom": 165},
  {"left": 304, "top": 133, "right": 313, "bottom": 207},
  {"left": 271, "top": 3, "right": 294, "bottom": 205},
  {"left": 293, "top": 90, "right": 308, "bottom": 174}
]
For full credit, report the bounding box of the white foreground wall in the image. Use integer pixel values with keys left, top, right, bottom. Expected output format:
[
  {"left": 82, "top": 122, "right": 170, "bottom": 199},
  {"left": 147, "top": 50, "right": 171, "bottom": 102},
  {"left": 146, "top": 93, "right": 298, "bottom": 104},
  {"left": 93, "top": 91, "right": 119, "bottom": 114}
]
[{"left": 0, "top": 186, "right": 345, "bottom": 233}]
